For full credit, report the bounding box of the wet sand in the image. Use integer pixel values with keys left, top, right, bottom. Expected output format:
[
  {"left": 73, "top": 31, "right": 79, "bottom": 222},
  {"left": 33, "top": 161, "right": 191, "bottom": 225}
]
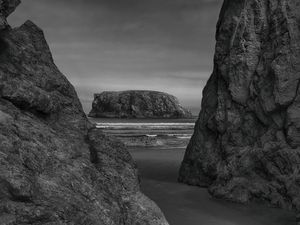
[{"left": 130, "top": 148, "right": 297, "bottom": 225}]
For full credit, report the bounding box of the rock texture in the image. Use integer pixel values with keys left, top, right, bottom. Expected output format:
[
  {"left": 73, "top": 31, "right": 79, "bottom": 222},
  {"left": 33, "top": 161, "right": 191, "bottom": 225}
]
[
  {"left": 0, "top": 1, "right": 168, "bottom": 224},
  {"left": 89, "top": 90, "right": 192, "bottom": 119},
  {"left": 0, "top": 0, "right": 20, "bottom": 30},
  {"left": 179, "top": 0, "right": 300, "bottom": 217}
]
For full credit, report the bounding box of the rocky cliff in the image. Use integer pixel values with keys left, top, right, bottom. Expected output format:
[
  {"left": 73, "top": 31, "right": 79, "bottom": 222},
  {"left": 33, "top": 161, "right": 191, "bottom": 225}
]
[
  {"left": 0, "top": 1, "right": 168, "bottom": 224},
  {"left": 89, "top": 90, "right": 192, "bottom": 119},
  {"left": 179, "top": 0, "right": 300, "bottom": 218}
]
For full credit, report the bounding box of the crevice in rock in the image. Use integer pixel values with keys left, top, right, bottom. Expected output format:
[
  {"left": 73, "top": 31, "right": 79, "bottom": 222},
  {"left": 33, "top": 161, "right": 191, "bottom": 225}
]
[
  {"left": 85, "top": 133, "right": 99, "bottom": 165},
  {"left": 9, "top": 193, "right": 33, "bottom": 203},
  {"left": 1, "top": 96, "right": 51, "bottom": 121},
  {"left": 0, "top": 36, "right": 8, "bottom": 55},
  {"left": 89, "top": 144, "right": 99, "bottom": 165}
]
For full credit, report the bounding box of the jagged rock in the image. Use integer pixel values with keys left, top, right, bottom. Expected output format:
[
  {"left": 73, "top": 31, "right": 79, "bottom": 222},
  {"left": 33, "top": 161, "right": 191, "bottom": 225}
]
[
  {"left": 0, "top": 0, "right": 20, "bottom": 30},
  {"left": 0, "top": 1, "right": 168, "bottom": 224},
  {"left": 89, "top": 90, "right": 193, "bottom": 119},
  {"left": 179, "top": 0, "right": 300, "bottom": 220}
]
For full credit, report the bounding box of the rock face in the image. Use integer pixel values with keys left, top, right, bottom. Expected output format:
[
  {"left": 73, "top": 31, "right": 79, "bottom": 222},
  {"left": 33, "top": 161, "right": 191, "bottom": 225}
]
[
  {"left": 0, "top": 2, "right": 168, "bottom": 225},
  {"left": 0, "top": 0, "right": 20, "bottom": 30},
  {"left": 89, "top": 90, "right": 193, "bottom": 119},
  {"left": 180, "top": 0, "right": 300, "bottom": 216}
]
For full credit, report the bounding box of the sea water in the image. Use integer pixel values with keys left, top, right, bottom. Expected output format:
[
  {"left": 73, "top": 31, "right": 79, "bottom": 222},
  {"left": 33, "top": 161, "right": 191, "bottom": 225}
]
[
  {"left": 90, "top": 117, "right": 297, "bottom": 225},
  {"left": 90, "top": 118, "right": 197, "bottom": 149}
]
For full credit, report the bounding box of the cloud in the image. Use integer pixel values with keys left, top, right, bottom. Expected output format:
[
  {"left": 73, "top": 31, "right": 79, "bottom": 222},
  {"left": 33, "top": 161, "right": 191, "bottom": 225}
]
[{"left": 8, "top": 0, "right": 223, "bottom": 113}]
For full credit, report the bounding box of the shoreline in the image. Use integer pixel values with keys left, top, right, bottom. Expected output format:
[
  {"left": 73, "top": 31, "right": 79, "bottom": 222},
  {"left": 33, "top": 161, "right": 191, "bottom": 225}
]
[
  {"left": 90, "top": 119, "right": 297, "bottom": 224},
  {"left": 88, "top": 117, "right": 198, "bottom": 124},
  {"left": 130, "top": 147, "right": 297, "bottom": 225}
]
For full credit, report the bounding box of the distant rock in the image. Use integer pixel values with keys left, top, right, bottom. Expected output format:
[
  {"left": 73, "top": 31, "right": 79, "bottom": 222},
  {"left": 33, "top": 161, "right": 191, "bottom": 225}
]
[
  {"left": 179, "top": 0, "right": 300, "bottom": 221},
  {"left": 0, "top": 1, "right": 168, "bottom": 224},
  {"left": 89, "top": 90, "right": 193, "bottom": 119}
]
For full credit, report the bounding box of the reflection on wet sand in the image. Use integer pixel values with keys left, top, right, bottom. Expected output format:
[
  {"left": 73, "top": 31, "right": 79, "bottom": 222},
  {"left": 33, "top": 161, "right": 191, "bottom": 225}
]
[
  {"left": 92, "top": 118, "right": 296, "bottom": 225},
  {"left": 130, "top": 148, "right": 296, "bottom": 225}
]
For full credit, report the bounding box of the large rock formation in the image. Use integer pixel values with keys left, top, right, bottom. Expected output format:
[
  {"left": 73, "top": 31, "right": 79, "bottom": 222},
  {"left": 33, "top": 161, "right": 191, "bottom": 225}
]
[
  {"left": 0, "top": 0, "right": 20, "bottom": 30},
  {"left": 89, "top": 90, "right": 193, "bottom": 119},
  {"left": 179, "top": 0, "right": 300, "bottom": 217},
  {"left": 0, "top": 1, "right": 168, "bottom": 224}
]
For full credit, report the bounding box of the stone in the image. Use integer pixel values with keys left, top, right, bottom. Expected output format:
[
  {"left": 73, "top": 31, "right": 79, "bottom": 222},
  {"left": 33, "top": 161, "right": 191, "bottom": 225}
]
[
  {"left": 89, "top": 90, "right": 193, "bottom": 119},
  {"left": 0, "top": 0, "right": 20, "bottom": 30},
  {"left": 179, "top": 0, "right": 300, "bottom": 220},
  {"left": 0, "top": 1, "right": 168, "bottom": 224}
]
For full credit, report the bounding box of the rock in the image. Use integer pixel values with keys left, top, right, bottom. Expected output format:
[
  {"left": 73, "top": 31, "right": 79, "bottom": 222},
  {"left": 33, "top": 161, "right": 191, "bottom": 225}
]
[
  {"left": 179, "top": 0, "right": 300, "bottom": 218},
  {"left": 89, "top": 90, "right": 193, "bottom": 119},
  {"left": 0, "top": 1, "right": 168, "bottom": 224},
  {"left": 0, "top": 0, "right": 20, "bottom": 30}
]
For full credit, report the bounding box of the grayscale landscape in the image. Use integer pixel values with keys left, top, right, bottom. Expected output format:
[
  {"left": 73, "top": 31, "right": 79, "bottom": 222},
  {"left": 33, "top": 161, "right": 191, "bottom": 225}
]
[{"left": 1, "top": 0, "right": 299, "bottom": 225}]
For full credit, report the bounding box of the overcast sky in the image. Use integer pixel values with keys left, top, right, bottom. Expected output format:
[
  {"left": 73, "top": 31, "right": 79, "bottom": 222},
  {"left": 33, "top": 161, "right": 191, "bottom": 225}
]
[{"left": 9, "top": 0, "right": 223, "bottom": 114}]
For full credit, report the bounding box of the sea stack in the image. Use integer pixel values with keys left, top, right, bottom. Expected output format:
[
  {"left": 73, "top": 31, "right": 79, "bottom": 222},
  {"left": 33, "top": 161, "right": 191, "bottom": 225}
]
[
  {"left": 0, "top": 1, "right": 168, "bottom": 224},
  {"left": 89, "top": 90, "right": 193, "bottom": 119},
  {"left": 179, "top": 0, "right": 300, "bottom": 217}
]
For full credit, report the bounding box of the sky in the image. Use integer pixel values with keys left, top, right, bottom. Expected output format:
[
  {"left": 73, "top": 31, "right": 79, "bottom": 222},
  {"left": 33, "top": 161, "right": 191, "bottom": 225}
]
[{"left": 8, "top": 0, "right": 223, "bottom": 114}]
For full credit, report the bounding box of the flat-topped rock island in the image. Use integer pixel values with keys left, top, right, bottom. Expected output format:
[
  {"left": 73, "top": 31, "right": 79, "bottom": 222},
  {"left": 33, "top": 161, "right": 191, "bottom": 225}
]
[{"left": 89, "top": 90, "right": 193, "bottom": 119}]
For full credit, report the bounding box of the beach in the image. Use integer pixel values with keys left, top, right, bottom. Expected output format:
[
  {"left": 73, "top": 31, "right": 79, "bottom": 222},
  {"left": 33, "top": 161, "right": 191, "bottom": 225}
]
[
  {"left": 130, "top": 148, "right": 296, "bottom": 225},
  {"left": 94, "top": 119, "right": 297, "bottom": 225}
]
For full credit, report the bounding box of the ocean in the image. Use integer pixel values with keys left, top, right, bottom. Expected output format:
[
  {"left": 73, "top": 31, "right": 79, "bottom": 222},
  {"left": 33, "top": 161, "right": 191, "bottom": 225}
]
[
  {"left": 89, "top": 118, "right": 197, "bottom": 149},
  {"left": 89, "top": 117, "right": 296, "bottom": 225}
]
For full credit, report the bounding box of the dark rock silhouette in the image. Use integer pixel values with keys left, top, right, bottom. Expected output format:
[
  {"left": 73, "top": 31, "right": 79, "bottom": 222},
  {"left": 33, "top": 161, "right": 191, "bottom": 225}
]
[
  {"left": 0, "top": 1, "right": 168, "bottom": 224},
  {"left": 89, "top": 90, "right": 193, "bottom": 119},
  {"left": 179, "top": 0, "right": 300, "bottom": 220}
]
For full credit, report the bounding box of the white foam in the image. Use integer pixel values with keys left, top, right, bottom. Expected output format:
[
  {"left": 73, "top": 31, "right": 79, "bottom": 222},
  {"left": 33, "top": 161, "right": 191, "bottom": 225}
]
[
  {"left": 177, "top": 136, "right": 192, "bottom": 139},
  {"left": 146, "top": 134, "right": 158, "bottom": 137},
  {"left": 96, "top": 122, "right": 195, "bottom": 129}
]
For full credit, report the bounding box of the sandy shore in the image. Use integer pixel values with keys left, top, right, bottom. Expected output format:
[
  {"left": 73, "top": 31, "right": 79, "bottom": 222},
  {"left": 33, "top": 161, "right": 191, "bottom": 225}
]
[{"left": 130, "top": 148, "right": 297, "bottom": 225}]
